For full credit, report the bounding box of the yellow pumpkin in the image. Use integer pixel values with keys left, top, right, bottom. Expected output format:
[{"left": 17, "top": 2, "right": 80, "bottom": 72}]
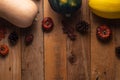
[{"left": 89, "top": 0, "right": 120, "bottom": 19}]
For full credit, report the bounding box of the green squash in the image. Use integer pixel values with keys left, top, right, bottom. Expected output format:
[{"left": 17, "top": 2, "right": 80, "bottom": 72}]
[{"left": 48, "top": 0, "right": 82, "bottom": 17}]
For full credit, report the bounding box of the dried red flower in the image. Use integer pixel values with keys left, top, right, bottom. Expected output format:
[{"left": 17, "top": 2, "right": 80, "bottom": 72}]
[
  {"left": 42, "top": 17, "right": 54, "bottom": 32},
  {"left": 96, "top": 25, "right": 112, "bottom": 42},
  {"left": 0, "top": 44, "right": 9, "bottom": 56}
]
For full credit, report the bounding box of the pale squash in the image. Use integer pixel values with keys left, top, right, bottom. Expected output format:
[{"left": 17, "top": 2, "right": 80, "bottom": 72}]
[{"left": 0, "top": 0, "right": 38, "bottom": 28}]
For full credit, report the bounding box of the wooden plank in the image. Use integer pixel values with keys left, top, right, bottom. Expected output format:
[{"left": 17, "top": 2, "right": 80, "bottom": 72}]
[
  {"left": 21, "top": 0, "right": 44, "bottom": 80},
  {"left": 114, "top": 20, "right": 120, "bottom": 80},
  {"left": 0, "top": 19, "right": 21, "bottom": 80},
  {"left": 90, "top": 14, "right": 116, "bottom": 80},
  {"left": 44, "top": 0, "right": 67, "bottom": 80},
  {"left": 67, "top": 0, "right": 91, "bottom": 80}
]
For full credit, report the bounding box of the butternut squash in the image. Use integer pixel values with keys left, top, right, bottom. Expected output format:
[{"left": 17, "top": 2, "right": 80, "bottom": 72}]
[{"left": 0, "top": 0, "right": 38, "bottom": 28}]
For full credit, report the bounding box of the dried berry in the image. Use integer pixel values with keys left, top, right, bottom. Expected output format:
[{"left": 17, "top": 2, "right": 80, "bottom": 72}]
[
  {"left": 0, "top": 44, "right": 9, "bottom": 56},
  {"left": 76, "top": 21, "right": 89, "bottom": 34},
  {"left": 62, "top": 20, "right": 76, "bottom": 41},
  {"left": 63, "top": 27, "right": 76, "bottom": 41},
  {"left": 96, "top": 25, "right": 112, "bottom": 42},
  {"left": 25, "top": 34, "right": 34, "bottom": 45},
  {"left": 42, "top": 17, "right": 54, "bottom": 32},
  {"left": 8, "top": 31, "right": 19, "bottom": 45}
]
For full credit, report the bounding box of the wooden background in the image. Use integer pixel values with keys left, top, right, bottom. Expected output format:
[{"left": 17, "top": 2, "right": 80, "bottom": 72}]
[{"left": 0, "top": 0, "right": 120, "bottom": 80}]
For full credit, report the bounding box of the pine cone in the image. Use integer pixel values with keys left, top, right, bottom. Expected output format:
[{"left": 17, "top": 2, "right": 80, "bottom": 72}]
[
  {"left": 76, "top": 21, "right": 89, "bottom": 34},
  {"left": 8, "top": 31, "right": 18, "bottom": 45}
]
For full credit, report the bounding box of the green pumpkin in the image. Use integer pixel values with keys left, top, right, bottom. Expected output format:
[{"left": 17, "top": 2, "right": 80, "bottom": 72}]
[{"left": 48, "top": 0, "right": 82, "bottom": 17}]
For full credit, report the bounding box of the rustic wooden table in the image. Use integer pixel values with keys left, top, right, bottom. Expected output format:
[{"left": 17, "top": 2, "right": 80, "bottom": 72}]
[{"left": 0, "top": 0, "right": 120, "bottom": 80}]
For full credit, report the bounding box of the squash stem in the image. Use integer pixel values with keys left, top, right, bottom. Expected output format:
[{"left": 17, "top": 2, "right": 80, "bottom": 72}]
[{"left": 65, "top": 14, "right": 71, "bottom": 17}]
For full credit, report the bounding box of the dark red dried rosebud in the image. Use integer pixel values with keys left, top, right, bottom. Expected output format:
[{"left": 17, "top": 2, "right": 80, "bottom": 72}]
[
  {"left": 0, "top": 44, "right": 9, "bottom": 56},
  {"left": 25, "top": 34, "right": 34, "bottom": 45},
  {"left": 42, "top": 17, "right": 54, "bottom": 32},
  {"left": 76, "top": 21, "right": 89, "bottom": 34},
  {"left": 96, "top": 25, "right": 112, "bottom": 42},
  {"left": 8, "top": 31, "right": 18, "bottom": 46}
]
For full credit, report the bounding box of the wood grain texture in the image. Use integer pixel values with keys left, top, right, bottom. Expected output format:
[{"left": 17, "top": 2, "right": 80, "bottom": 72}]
[
  {"left": 114, "top": 20, "right": 120, "bottom": 80},
  {"left": 0, "top": 0, "right": 120, "bottom": 80},
  {"left": 21, "top": 0, "right": 44, "bottom": 80},
  {"left": 44, "top": 0, "right": 67, "bottom": 80},
  {"left": 0, "top": 19, "right": 21, "bottom": 80},
  {"left": 90, "top": 14, "right": 116, "bottom": 80},
  {"left": 67, "top": 0, "right": 91, "bottom": 80}
]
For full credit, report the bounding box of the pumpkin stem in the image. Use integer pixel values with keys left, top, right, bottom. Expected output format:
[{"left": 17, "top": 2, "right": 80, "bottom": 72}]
[{"left": 65, "top": 14, "right": 71, "bottom": 17}]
